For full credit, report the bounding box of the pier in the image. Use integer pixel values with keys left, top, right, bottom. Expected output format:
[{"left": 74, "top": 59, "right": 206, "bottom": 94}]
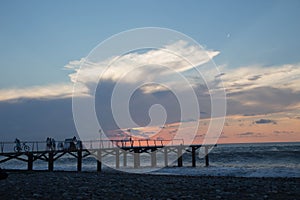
[{"left": 0, "top": 139, "right": 215, "bottom": 172}]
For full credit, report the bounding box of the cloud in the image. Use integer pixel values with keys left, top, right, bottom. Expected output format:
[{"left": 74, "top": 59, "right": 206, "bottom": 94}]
[
  {"left": 243, "top": 113, "right": 257, "bottom": 116},
  {"left": 1, "top": 40, "right": 300, "bottom": 128},
  {"left": 247, "top": 75, "right": 262, "bottom": 81},
  {"left": 215, "top": 72, "right": 225, "bottom": 78},
  {"left": 255, "top": 119, "right": 277, "bottom": 124},
  {"left": 238, "top": 132, "right": 254, "bottom": 136},
  {"left": 220, "top": 63, "right": 300, "bottom": 94},
  {"left": 0, "top": 83, "right": 79, "bottom": 102},
  {"left": 68, "top": 40, "right": 219, "bottom": 95},
  {"left": 226, "top": 86, "right": 300, "bottom": 115},
  {"left": 273, "top": 130, "right": 294, "bottom": 134},
  {"left": 221, "top": 63, "right": 300, "bottom": 116},
  {"left": 0, "top": 40, "right": 219, "bottom": 102},
  {"left": 0, "top": 98, "right": 77, "bottom": 141},
  {"left": 238, "top": 132, "right": 263, "bottom": 137}
]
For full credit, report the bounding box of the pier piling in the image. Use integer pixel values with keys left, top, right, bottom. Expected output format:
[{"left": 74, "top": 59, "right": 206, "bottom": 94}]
[
  {"left": 27, "top": 153, "right": 33, "bottom": 171},
  {"left": 97, "top": 149, "right": 102, "bottom": 172},
  {"left": 116, "top": 149, "right": 120, "bottom": 169},
  {"left": 151, "top": 148, "right": 157, "bottom": 167},
  {"left": 77, "top": 150, "right": 82, "bottom": 172},
  {"left": 123, "top": 150, "right": 127, "bottom": 167},
  {"left": 164, "top": 148, "right": 168, "bottom": 167},
  {"left": 48, "top": 152, "right": 54, "bottom": 171},
  {"left": 177, "top": 146, "right": 183, "bottom": 167},
  {"left": 134, "top": 149, "right": 140, "bottom": 168},
  {"left": 192, "top": 147, "right": 196, "bottom": 167},
  {"left": 205, "top": 146, "right": 209, "bottom": 167}
]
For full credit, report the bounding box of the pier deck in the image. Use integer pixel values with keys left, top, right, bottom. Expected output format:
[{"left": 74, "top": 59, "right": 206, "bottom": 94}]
[{"left": 0, "top": 139, "right": 215, "bottom": 171}]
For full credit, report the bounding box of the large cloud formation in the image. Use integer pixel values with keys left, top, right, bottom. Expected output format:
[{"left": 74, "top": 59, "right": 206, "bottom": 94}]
[{"left": 0, "top": 40, "right": 300, "bottom": 141}]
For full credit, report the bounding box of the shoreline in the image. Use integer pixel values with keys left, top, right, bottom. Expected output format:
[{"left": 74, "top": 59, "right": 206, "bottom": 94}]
[
  {"left": 2, "top": 164, "right": 300, "bottom": 178},
  {"left": 3, "top": 168, "right": 300, "bottom": 178},
  {"left": 1, "top": 171, "right": 299, "bottom": 199}
]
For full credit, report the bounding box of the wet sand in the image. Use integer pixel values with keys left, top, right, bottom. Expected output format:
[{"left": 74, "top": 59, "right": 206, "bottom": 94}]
[{"left": 0, "top": 171, "right": 299, "bottom": 199}]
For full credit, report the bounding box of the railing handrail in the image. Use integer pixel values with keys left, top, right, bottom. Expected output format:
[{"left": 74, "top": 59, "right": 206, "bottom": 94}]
[{"left": 0, "top": 138, "right": 185, "bottom": 153}]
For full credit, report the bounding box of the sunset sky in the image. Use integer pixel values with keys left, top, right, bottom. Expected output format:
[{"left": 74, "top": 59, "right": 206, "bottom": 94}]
[{"left": 0, "top": 0, "right": 299, "bottom": 143}]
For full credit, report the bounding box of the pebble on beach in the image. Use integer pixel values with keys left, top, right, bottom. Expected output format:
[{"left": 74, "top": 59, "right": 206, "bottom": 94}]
[{"left": 0, "top": 171, "right": 299, "bottom": 199}]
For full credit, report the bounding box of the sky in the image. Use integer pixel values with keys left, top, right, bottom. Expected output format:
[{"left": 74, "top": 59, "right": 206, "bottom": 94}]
[{"left": 0, "top": 0, "right": 300, "bottom": 143}]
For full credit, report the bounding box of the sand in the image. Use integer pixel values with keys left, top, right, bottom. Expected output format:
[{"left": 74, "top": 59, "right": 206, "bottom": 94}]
[{"left": 0, "top": 171, "right": 299, "bottom": 200}]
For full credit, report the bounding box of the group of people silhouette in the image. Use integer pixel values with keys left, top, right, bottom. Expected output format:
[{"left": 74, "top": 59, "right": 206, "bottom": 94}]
[
  {"left": 47, "top": 136, "right": 82, "bottom": 151},
  {"left": 46, "top": 137, "right": 56, "bottom": 151}
]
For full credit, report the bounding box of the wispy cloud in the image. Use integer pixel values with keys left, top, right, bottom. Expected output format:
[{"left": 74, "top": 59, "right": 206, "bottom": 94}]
[
  {"left": 0, "top": 83, "right": 76, "bottom": 102},
  {"left": 219, "top": 63, "right": 300, "bottom": 116},
  {"left": 220, "top": 63, "right": 300, "bottom": 94},
  {"left": 254, "top": 119, "right": 277, "bottom": 124},
  {"left": 273, "top": 130, "right": 294, "bottom": 134}
]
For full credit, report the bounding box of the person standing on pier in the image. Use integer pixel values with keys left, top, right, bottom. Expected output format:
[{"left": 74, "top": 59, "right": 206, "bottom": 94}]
[
  {"left": 51, "top": 138, "right": 56, "bottom": 151},
  {"left": 129, "top": 136, "right": 133, "bottom": 148},
  {"left": 15, "top": 138, "right": 21, "bottom": 152},
  {"left": 46, "top": 137, "right": 51, "bottom": 151},
  {"left": 76, "top": 140, "right": 82, "bottom": 150}
]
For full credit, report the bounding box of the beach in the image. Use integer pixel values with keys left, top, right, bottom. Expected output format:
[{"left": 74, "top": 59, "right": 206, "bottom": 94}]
[{"left": 0, "top": 171, "right": 299, "bottom": 200}]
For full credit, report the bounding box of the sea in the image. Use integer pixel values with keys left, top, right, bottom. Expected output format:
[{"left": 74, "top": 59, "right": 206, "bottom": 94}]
[{"left": 1, "top": 142, "right": 299, "bottom": 178}]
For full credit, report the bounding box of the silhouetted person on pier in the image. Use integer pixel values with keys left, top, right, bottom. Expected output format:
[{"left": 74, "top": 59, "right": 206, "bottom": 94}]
[
  {"left": 15, "top": 138, "right": 21, "bottom": 152},
  {"left": 46, "top": 137, "right": 51, "bottom": 151},
  {"left": 58, "top": 142, "right": 63, "bottom": 150},
  {"left": 68, "top": 137, "right": 77, "bottom": 151},
  {"left": 51, "top": 138, "right": 56, "bottom": 151},
  {"left": 129, "top": 136, "right": 133, "bottom": 148},
  {"left": 76, "top": 140, "right": 83, "bottom": 150}
]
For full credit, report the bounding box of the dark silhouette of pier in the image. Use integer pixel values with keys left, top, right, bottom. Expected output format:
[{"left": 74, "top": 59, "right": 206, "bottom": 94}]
[{"left": 0, "top": 139, "right": 215, "bottom": 171}]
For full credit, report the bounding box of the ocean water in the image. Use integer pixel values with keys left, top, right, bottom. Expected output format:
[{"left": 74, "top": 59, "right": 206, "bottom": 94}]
[
  {"left": 153, "top": 142, "right": 300, "bottom": 177},
  {"left": 1, "top": 142, "right": 299, "bottom": 178}
]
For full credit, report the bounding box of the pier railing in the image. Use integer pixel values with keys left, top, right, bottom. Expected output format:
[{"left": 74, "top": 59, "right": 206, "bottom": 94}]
[
  {"left": 0, "top": 139, "right": 184, "bottom": 154},
  {"left": 0, "top": 139, "right": 215, "bottom": 171}
]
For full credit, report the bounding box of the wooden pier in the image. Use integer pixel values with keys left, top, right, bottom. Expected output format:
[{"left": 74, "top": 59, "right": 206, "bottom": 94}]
[{"left": 0, "top": 139, "right": 215, "bottom": 172}]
